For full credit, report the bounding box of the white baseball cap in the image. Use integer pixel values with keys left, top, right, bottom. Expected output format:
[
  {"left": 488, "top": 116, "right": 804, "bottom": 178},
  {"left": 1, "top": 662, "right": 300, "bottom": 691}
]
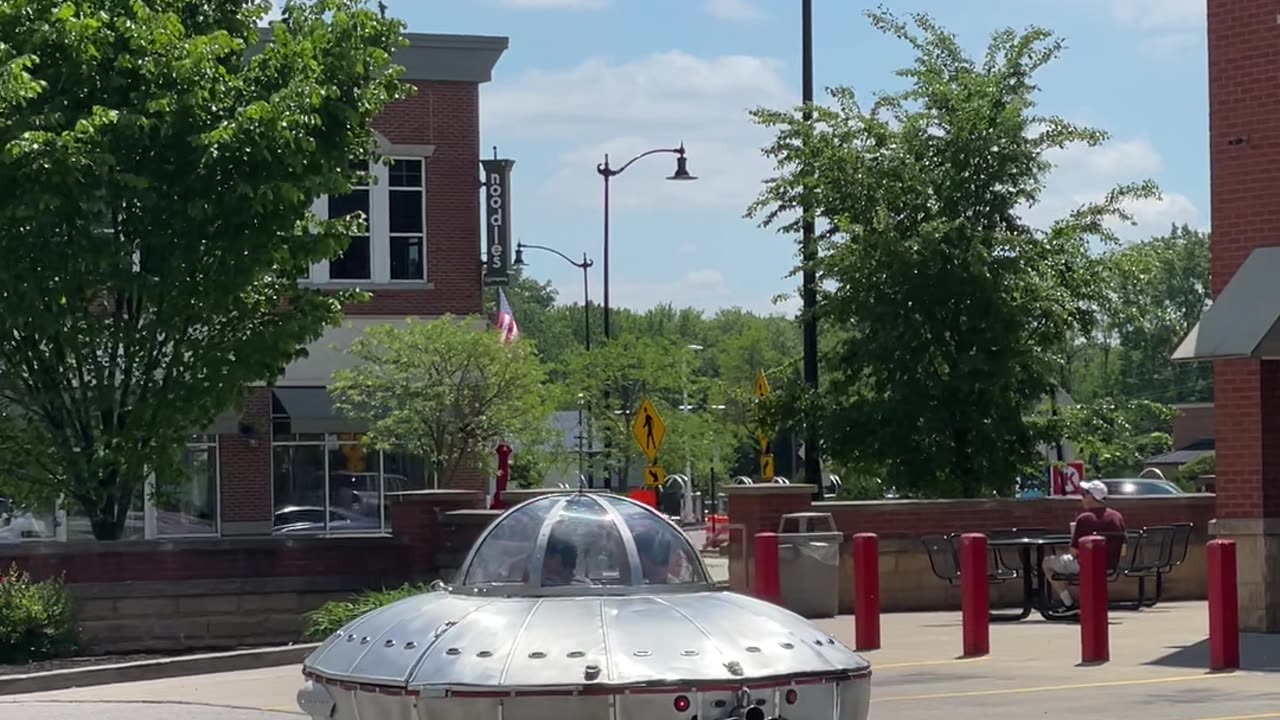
[{"left": 1080, "top": 480, "right": 1108, "bottom": 501}]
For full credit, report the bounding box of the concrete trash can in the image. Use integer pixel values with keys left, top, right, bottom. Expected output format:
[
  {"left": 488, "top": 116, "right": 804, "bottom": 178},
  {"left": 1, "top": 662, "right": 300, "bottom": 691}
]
[{"left": 777, "top": 530, "right": 843, "bottom": 618}]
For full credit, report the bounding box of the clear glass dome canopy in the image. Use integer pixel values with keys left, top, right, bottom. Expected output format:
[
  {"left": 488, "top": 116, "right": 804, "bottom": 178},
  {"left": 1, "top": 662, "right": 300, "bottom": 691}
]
[{"left": 454, "top": 492, "right": 710, "bottom": 595}]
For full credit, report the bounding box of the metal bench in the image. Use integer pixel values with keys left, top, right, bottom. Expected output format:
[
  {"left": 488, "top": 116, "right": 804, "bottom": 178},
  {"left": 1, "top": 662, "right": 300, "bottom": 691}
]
[
  {"left": 921, "top": 533, "right": 1016, "bottom": 585},
  {"left": 1146, "top": 522, "right": 1192, "bottom": 608},
  {"left": 1120, "top": 525, "right": 1179, "bottom": 609}
]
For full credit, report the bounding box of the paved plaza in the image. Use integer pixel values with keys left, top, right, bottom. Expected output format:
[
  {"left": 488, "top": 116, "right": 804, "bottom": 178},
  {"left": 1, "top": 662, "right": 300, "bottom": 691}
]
[{"left": 2, "top": 602, "right": 1276, "bottom": 719}]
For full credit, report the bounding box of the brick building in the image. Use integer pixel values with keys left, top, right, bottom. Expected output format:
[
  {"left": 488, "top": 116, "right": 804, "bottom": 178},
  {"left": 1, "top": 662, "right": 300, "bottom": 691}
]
[
  {"left": 1172, "top": 0, "right": 1280, "bottom": 631},
  {"left": 21, "top": 32, "right": 509, "bottom": 544}
]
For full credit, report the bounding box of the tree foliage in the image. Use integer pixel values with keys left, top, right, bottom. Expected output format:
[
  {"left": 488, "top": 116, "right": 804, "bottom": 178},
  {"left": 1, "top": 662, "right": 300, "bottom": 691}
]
[
  {"left": 0, "top": 0, "right": 408, "bottom": 537},
  {"left": 330, "top": 317, "right": 560, "bottom": 487},
  {"left": 748, "top": 9, "right": 1158, "bottom": 498}
]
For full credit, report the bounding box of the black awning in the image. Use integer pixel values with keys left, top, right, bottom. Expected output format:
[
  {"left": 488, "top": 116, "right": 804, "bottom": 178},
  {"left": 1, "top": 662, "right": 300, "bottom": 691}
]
[
  {"left": 1173, "top": 247, "right": 1280, "bottom": 362},
  {"left": 272, "top": 387, "right": 367, "bottom": 434}
]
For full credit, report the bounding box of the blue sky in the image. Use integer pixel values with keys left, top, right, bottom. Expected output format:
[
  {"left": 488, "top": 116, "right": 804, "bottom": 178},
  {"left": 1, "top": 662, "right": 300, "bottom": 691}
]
[{"left": 373, "top": 0, "right": 1208, "bottom": 316}]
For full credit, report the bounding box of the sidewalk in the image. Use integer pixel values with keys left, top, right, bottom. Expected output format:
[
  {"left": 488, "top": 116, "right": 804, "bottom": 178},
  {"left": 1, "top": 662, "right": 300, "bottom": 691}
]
[
  {"left": 819, "top": 602, "right": 1280, "bottom": 720},
  {"left": 3, "top": 602, "right": 1276, "bottom": 720}
]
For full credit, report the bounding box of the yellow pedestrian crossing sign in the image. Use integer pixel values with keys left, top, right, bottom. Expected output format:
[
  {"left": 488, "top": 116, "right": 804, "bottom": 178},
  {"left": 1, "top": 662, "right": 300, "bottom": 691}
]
[
  {"left": 643, "top": 465, "right": 665, "bottom": 488},
  {"left": 753, "top": 370, "right": 770, "bottom": 399},
  {"left": 631, "top": 397, "right": 666, "bottom": 463},
  {"left": 760, "top": 453, "right": 775, "bottom": 480}
]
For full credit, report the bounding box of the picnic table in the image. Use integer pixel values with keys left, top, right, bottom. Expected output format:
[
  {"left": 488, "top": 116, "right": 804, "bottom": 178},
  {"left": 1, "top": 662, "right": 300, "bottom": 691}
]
[
  {"left": 986, "top": 532, "right": 1073, "bottom": 621},
  {"left": 922, "top": 524, "right": 1194, "bottom": 623}
]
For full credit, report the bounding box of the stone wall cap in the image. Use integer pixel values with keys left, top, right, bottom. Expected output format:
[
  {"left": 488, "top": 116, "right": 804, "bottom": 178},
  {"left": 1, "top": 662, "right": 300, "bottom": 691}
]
[
  {"left": 388, "top": 489, "right": 485, "bottom": 500},
  {"left": 721, "top": 484, "right": 817, "bottom": 496},
  {"left": 1209, "top": 517, "right": 1280, "bottom": 536},
  {"left": 0, "top": 535, "right": 401, "bottom": 558}
]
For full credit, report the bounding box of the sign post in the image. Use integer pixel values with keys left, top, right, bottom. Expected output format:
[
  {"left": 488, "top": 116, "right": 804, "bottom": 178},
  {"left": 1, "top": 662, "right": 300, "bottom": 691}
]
[
  {"left": 481, "top": 155, "right": 515, "bottom": 288},
  {"left": 631, "top": 397, "right": 667, "bottom": 504},
  {"left": 752, "top": 370, "right": 774, "bottom": 481}
]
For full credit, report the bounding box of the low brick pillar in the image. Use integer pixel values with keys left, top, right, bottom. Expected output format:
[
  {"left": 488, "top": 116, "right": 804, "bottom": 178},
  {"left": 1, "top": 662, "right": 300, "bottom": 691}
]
[
  {"left": 723, "top": 484, "right": 818, "bottom": 594},
  {"left": 389, "top": 490, "right": 486, "bottom": 580}
]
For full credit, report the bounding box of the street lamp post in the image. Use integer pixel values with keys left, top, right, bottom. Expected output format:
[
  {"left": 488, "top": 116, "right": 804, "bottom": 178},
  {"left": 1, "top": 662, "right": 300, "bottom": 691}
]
[
  {"left": 800, "top": 0, "right": 822, "bottom": 493},
  {"left": 680, "top": 344, "right": 705, "bottom": 487},
  {"left": 596, "top": 145, "right": 697, "bottom": 342},
  {"left": 513, "top": 242, "right": 593, "bottom": 351},
  {"left": 513, "top": 242, "right": 596, "bottom": 486}
]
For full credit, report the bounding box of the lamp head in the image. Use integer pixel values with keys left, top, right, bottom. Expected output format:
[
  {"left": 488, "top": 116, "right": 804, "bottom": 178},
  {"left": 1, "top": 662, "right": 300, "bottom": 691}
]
[
  {"left": 667, "top": 143, "right": 697, "bottom": 181},
  {"left": 513, "top": 243, "right": 526, "bottom": 267}
]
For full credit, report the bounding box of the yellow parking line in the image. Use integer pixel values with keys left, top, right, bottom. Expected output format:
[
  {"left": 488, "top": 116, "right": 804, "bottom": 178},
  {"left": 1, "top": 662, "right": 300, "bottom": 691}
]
[
  {"left": 873, "top": 657, "right": 991, "bottom": 670},
  {"left": 1189, "top": 714, "right": 1280, "bottom": 720},
  {"left": 876, "top": 671, "right": 1229, "bottom": 702}
]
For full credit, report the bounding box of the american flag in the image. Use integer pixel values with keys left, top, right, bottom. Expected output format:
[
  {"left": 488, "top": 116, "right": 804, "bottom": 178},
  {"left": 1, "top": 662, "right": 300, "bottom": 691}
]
[{"left": 496, "top": 288, "right": 520, "bottom": 344}]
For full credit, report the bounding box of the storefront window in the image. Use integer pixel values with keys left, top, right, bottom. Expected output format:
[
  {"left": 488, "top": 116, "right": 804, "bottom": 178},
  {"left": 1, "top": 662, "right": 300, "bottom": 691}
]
[
  {"left": 271, "top": 430, "right": 425, "bottom": 536},
  {"left": 155, "top": 436, "right": 219, "bottom": 537},
  {"left": 65, "top": 489, "right": 145, "bottom": 541}
]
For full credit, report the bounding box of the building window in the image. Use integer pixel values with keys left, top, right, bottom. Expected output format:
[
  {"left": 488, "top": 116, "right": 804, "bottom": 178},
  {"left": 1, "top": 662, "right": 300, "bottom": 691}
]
[
  {"left": 154, "top": 435, "right": 220, "bottom": 537},
  {"left": 51, "top": 435, "right": 218, "bottom": 542},
  {"left": 307, "top": 156, "right": 428, "bottom": 285},
  {"left": 389, "top": 159, "right": 425, "bottom": 281},
  {"left": 328, "top": 184, "right": 372, "bottom": 281},
  {"left": 270, "top": 425, "right": 428, "bottom": 536}
]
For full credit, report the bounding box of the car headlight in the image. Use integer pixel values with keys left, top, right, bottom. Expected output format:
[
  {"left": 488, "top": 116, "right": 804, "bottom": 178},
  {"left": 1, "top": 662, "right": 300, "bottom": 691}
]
[{"left": 297, "top": 680, "right": 335, "bottom": 719}]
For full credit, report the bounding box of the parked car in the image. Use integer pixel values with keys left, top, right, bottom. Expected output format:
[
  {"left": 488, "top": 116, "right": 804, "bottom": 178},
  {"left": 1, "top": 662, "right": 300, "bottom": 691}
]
[
  {"left": 273, "top": 505, "right": 382, "bottom": 534},
  {"left": 1100, "top": 478, "right": 1184, "bottom": 496},
  {"left": 0, "top": 497, "right": 52, "bottom": 542}
]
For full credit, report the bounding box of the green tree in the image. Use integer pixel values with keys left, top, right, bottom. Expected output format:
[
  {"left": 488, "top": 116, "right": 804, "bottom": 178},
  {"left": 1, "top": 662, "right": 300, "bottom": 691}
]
[
  {"left": 749, "top": 10, "right": 1158, "bottom": 498},
  {"left": 1058, "top": 398, "right": 1174, "bottom": 478},
  {"left": 0, "top": 0, "right": 408, "bottom": 538},
  {"left": 1095, "top": 224, "right": 1212, "bottom": 403},
  {"left": 561, "top": 336, "right": 691, "bottom": 484},
  {"left": 330, "top": 317, "right": 561, "bottom": 487}
]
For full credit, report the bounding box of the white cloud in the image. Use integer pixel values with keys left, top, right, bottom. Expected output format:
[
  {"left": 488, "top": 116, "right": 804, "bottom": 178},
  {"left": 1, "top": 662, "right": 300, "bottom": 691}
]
[
  {"left": 705, "top": 0, "right": 763, "bottom": 22},
  {"left": 1027, "top": 137, "right": 1201, "bottom": 242},
  {"left": 1106, "top": 0, "right": 1204, "bottom": 28},
  {"left": 498, "top": 0, "right": 608, "bottom": 8},
  {"left": 484, "top": 51, "right": 796, "bottom": 212}
]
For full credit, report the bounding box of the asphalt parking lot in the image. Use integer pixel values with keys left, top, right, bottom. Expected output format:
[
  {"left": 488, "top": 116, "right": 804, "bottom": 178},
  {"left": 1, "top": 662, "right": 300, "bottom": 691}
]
[{"left": 2, "top": 603, "right": 1277, "bottom": 720}]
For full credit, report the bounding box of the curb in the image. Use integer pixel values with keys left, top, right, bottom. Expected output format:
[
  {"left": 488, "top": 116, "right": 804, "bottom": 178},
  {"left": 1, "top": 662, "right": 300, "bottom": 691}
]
[{"left": 0, "top": 643, "right": 319, "bottom": 697}]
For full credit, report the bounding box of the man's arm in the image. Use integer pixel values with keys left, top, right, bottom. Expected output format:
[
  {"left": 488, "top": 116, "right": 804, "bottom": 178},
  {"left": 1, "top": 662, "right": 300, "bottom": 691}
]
[{"left": 1069, "top": 513, "right": 1086, "bottom": 549}]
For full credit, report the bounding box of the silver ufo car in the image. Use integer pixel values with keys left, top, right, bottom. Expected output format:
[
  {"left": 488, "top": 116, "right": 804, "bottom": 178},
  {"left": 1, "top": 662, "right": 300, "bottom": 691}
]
[{"left": 297, "top": 492, "right": 871, "bottom": 720}]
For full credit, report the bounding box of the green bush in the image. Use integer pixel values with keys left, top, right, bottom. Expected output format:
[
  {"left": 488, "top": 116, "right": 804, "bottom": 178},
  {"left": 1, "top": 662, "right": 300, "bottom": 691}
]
[
  {"left": 0, "top": 565, "right": 80, "bottom": 665},
  {"left": 302, "top": 583, "right": 433, "bottom": 642}
]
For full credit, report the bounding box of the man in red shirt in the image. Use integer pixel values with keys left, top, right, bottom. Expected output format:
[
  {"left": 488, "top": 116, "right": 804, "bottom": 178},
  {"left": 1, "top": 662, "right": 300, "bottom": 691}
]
[{"left": 1041, "top": 480, "right": 1126, "bottom": 608}]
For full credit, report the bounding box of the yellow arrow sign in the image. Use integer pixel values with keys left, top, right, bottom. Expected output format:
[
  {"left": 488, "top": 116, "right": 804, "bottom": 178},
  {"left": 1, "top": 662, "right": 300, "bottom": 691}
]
[
  {"left": 643, "top": 465, "right": 665, "bottom": 488},
  {"left": 760, "top": 453, "right": 775, "bottom": 480},
  {"left": 631, "top": 397, "right": 666, "bottom": 463},
  {"left": 753, "top": 370, "right": 770, "bottom": 399}
]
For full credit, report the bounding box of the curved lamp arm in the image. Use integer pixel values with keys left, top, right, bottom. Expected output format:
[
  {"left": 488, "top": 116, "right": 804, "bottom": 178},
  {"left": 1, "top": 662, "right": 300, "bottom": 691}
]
[
  {"left": 597, "top": 144, "right": 687, "bottom": 178},
  {"left": 518, "top": 242, "right": 594, "bottom": 269}
]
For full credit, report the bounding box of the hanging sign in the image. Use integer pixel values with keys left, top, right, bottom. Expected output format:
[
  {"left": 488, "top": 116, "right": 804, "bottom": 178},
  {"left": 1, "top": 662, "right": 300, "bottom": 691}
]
[{"left": 482, "top": 158, "right": 515, "bottom": 287}]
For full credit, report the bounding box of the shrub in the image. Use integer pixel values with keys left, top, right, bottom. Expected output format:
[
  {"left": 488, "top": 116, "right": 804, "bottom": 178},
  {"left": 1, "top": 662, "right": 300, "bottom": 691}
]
[
  {"left": 302, "top": 583, "right": 433, "bottom": 642},
  {"left": 0, "top": 565, "right": 80, "bottom": 665}
]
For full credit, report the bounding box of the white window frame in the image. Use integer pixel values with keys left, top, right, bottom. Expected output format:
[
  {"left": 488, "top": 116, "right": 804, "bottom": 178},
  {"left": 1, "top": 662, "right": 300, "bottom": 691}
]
[
  {"left": 304, "top": 137, "right": 434, "bottom": 287},
  {"left": 387, "top": 156, "right": 428, "bottom": 283},
  {"left": 143, "top": 435, "right": 222, "bottom": 539}
]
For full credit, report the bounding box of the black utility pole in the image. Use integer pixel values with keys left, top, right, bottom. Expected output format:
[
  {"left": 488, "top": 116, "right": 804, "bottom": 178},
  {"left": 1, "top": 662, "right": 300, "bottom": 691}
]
[{"left": 801, "top": 0, "right": 821, "bottom": 491}]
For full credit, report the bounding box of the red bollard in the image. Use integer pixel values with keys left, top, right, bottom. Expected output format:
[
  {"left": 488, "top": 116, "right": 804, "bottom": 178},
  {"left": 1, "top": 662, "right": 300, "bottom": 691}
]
[
  {"left": 1207, "top": 539, "right": 1240, "bottom": 671},
  {"left": 852, "top": 533, "right": 881, "bottom": 651},
  {"left": 753, "top": 532, "right": 781, "bottom": 604},
  {"left": 958, "top": 533, "right": 989, "bottom": 657},
  {"left": 1078, "top": 535, "right": 1109, "bottom": 664}
]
